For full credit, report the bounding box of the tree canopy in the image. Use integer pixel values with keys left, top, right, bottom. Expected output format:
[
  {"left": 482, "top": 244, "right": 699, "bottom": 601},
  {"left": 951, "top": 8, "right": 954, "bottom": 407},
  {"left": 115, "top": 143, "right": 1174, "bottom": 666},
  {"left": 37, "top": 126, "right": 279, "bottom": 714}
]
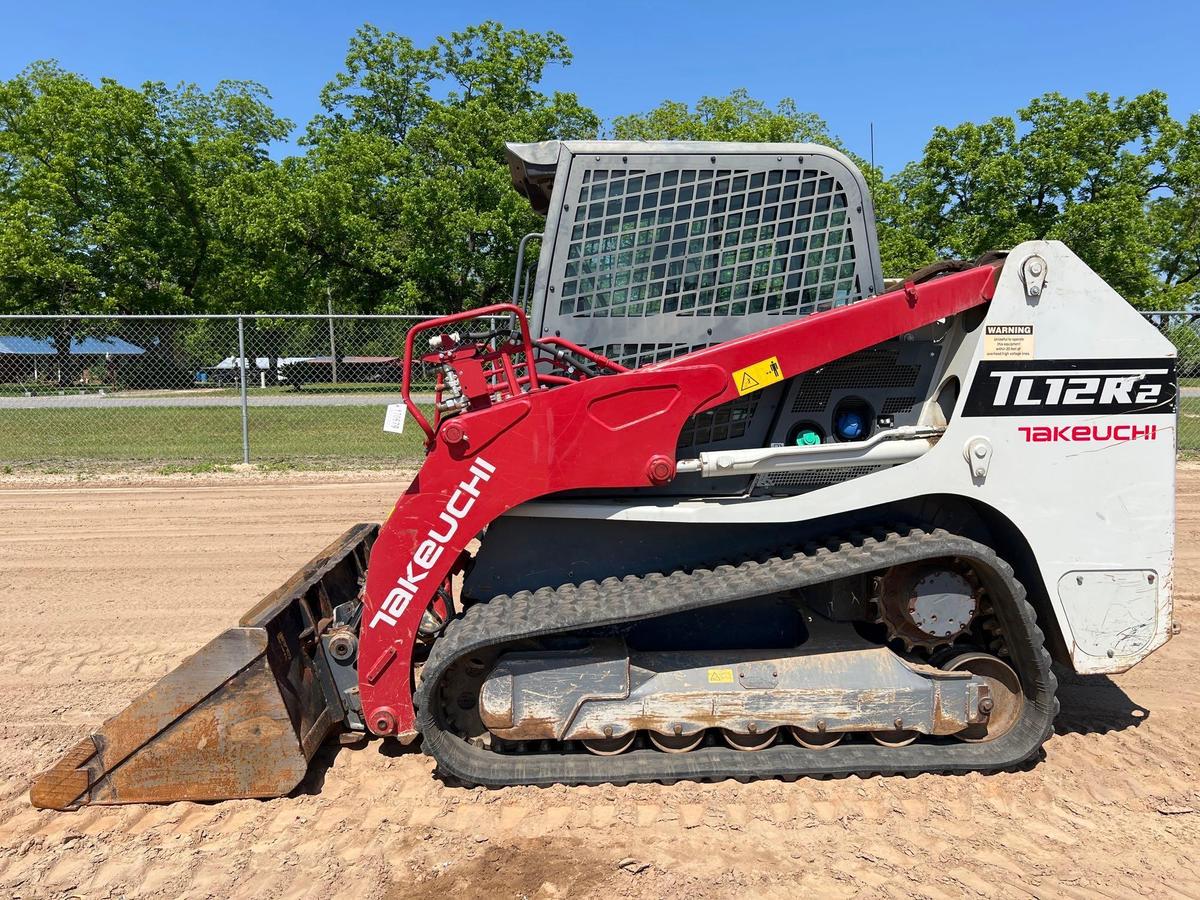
[
  {"left": 0, "top": 61, "right": 290, "bottom": 314},
  {"left": 0, "top": 24, "right": 1196, "bottom": 315},
  {"left": 895, "top": 91, "right": 1198, "bottom": 308},
  {"left": 231, "top": 22, "right": 599, "bottom": 315},
  {"left": 611, "top": 90, "right": 834, "bottom": 145}
]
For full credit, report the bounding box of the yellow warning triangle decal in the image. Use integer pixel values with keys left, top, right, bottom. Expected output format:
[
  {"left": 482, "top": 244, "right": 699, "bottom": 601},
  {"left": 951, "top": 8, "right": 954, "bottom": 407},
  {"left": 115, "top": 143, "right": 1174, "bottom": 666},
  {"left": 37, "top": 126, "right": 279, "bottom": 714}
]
[{"left": 732, "top": 356, "right": 783, "bottom": 396}]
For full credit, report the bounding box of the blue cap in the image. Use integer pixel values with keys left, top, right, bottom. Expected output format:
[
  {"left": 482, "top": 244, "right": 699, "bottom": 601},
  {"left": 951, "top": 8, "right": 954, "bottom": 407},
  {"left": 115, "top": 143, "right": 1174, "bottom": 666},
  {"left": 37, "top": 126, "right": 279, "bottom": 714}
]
[{"left": 834, "top": 409, "right": 867, "bottom": 440}]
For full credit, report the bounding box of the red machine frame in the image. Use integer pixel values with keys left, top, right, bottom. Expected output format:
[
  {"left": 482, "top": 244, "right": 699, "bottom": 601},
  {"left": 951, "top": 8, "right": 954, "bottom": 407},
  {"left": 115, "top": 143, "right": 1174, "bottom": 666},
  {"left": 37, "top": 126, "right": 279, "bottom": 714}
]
[{"left": 358, "top": 267, "right": 998, "bottom": 739}]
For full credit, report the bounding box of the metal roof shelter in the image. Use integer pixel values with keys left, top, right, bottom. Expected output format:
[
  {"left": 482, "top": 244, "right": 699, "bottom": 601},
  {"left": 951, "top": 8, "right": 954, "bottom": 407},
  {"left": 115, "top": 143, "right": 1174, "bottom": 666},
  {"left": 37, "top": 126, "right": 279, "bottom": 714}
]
[
  {"left": 0, "top": 335, "right": 145, "bottom": 356},
  {"left": 0, "top": 335, "right": 146, "bottom": 386}
]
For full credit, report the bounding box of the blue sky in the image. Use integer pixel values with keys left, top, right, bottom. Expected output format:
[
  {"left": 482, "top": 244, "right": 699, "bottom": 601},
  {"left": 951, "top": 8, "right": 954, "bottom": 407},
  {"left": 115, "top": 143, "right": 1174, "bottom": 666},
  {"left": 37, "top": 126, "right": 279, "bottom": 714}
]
[{"left": 3, "top": 1, "right": 1198, "bottom": 173}]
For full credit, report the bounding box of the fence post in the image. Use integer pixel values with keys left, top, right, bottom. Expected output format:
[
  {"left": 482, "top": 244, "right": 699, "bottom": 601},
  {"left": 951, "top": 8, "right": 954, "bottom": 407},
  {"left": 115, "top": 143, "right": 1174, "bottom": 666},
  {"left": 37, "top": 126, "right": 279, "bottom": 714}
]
[
  {"left": 237, "top": 315, "right": 250, "bottom": 464},
  {"left": 327, "top": 288, "right": 338, "bottom": 384}
]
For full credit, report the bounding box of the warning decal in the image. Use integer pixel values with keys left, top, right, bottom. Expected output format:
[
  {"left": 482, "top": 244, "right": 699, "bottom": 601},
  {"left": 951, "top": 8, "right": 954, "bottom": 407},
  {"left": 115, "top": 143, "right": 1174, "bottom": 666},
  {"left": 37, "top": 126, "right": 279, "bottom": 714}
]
[
  {"left": 707, "top": 668, "right": 735, "bottom": 684},
  {"left": 733, "top": 356, "right": 784, "bottom": 396},
  {"left": 984, "top": 324, "right": 1035, "bottom": 360}
]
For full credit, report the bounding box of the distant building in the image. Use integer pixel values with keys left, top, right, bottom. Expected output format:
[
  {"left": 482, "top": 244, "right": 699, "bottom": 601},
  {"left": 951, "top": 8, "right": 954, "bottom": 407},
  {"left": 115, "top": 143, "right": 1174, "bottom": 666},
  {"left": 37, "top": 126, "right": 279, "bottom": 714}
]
[
  {"left": 283, "top": 356, "right": 402, "bottom": 387},
  {"left": 198, "top": 356, "right": 312, "bottom": 386},
  {"left": 0, "top": 335, "right": 145, "bottom": 383},
  {"left": 197, "top": 356, "right": 402, "bottom": 388}
]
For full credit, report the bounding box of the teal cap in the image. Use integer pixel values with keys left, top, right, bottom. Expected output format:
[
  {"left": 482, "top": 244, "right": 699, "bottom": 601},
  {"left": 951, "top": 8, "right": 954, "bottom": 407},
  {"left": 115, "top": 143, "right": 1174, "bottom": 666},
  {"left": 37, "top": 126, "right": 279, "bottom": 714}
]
[{"left": 796, "top": 429, "right": 821, "bottom": 446}]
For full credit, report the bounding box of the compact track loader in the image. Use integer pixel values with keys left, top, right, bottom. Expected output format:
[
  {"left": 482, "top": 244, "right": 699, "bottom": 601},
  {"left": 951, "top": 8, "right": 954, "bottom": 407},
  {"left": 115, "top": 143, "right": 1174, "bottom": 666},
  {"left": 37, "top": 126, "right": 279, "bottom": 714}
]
[{"left": 32, "top": 142, "right": 1178, "bottom": 809}]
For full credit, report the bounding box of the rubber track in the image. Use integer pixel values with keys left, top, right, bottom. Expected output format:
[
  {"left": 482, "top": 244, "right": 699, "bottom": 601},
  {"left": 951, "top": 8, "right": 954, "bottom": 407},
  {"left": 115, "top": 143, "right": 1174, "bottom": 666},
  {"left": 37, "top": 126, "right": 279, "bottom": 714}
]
[{"left": 415, "top": 527, "right": 1059, "bottom": 786}]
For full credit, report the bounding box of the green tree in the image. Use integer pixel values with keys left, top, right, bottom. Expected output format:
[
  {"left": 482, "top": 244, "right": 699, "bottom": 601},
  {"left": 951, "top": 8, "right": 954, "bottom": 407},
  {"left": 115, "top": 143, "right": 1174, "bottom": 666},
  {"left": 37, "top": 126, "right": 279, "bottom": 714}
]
[
  {"left": 611, "top": 90, "right": 832, "bottom": 144},
  {"left": 1148, "top": 112, "right": 1200, "bottom": 309},
  {"left": 0, "top": 61, "right": 291, "bottom": 315},
  {"left": 0, "top": 62, "right": 293, "bottom": 382},
  {"left": 288, "top": 22, "right": 600, "bottom": 314},
  {"left": 0, "top": 64, "right": 105, "bottom": 315},
  {"left": 895, "top": 91, "right": 1194, "bottom": 306},
  {"left": 611, "top": 90, "right": 934, "bottom": 278}
]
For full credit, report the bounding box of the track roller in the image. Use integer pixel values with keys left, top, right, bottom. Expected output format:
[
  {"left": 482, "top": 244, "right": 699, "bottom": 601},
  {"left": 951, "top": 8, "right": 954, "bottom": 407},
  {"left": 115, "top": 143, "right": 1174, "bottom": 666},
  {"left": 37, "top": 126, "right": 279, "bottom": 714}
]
[
  {"left": 871, "top": 729, "right": 919, "bottom": 747},
  {"left": 581, "top": 733, "right": 636, "bottom": 755},
  {"left": 789, "top": 727, "right": 844, "bottom": 750},
  {"left": 722, "top": 728, "right": 778, "bottom": 751},
  {"left": 649, "top": 731, "right": 705, "bottom": 753}
]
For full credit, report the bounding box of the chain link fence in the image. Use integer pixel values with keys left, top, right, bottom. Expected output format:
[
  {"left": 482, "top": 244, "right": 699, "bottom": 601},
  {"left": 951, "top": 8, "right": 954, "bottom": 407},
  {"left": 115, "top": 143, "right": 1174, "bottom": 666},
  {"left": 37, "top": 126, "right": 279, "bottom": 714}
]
[
  {"left": 1145, "top": 311, "right": 1199, "bottom": 457},
  {"left": 0, "top": 314, "right": 490, "bottom": 470},
  {"left": 1, "top": 311, "right": 1197, "bottom": 470}
]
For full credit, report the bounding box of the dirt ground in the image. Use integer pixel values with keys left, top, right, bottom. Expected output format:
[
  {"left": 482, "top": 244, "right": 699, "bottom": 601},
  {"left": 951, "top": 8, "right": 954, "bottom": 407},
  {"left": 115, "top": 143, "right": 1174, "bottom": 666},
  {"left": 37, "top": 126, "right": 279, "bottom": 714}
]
[{"left": 1, "top": 470, "right": 1198, "bottom": 899}]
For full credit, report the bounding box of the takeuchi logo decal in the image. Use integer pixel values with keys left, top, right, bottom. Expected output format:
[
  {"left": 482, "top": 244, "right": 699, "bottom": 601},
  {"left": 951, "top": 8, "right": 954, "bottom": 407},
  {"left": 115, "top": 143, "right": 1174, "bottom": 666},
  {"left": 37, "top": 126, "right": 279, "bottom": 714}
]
[
  {"left": 368, "top": 457, "right": 496, "bottom": 630},
  {"left": 962, "top": 358, "right": 1176, "bottom": 417},
  {"left": 1017, "top": 424, "right": 1160, "bottom": 443}
]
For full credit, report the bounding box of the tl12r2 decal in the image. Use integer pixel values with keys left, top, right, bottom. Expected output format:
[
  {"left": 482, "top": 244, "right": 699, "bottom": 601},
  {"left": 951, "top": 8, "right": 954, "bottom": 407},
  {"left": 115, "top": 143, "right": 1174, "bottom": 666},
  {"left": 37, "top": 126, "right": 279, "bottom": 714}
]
[{"left": 962, "top": 358, "right": 1177, "bottom": 417}]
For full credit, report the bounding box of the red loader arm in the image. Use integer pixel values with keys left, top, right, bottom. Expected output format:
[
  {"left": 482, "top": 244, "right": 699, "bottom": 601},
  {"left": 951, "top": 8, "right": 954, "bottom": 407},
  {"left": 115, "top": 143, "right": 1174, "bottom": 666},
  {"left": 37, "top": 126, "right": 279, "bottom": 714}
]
[{"left": 358, "top": 265, "right": 998, "bottom": 739}]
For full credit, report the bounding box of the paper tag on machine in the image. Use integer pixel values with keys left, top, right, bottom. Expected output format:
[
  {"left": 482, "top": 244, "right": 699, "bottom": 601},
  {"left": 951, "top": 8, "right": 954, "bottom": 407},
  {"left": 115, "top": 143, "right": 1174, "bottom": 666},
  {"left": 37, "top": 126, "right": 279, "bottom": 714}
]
[{"left": 383, "top": 403, "right": 407, "bottom": 434}]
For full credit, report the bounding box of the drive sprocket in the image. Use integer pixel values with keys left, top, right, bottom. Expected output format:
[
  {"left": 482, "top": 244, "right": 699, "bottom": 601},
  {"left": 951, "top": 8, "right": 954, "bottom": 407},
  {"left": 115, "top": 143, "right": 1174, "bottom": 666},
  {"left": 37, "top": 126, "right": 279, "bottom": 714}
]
[{"left": 874, "top": 559, "right": 983, "bottom": 652}]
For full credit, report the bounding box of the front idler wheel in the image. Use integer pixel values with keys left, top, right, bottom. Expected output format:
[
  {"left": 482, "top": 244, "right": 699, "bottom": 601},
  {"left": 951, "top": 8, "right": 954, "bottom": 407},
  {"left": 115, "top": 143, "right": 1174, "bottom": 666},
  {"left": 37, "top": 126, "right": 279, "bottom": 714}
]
[{"left": 943, "top": 651, "right": 1024, "bottom": 742}]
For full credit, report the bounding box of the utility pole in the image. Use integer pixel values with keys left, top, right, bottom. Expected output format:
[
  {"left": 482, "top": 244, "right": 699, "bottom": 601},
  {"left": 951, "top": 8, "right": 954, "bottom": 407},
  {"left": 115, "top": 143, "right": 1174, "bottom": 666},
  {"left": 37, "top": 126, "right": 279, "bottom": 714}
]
[
  {"left": 870, "top": 122, "right": 875, "bottom": 170},
  {"left": 326, "top": 287, "right": 338, "bottom": 385}
]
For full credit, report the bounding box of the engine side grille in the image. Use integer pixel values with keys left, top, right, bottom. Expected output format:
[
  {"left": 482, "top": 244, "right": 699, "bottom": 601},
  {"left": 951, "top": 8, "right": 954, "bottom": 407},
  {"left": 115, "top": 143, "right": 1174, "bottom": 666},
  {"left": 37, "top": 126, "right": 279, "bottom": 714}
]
[
  {"left": 755, "top": 465, "right": 886, "bottom": 491},
  {"left": 881, "top": 396, "right": 918, "bottom": 415},
  {"left": 677, "top": 394, "right": 760, "bottom": 449},
  {"left": 791, "top": 348, "right": 919, "bottom": 413}
]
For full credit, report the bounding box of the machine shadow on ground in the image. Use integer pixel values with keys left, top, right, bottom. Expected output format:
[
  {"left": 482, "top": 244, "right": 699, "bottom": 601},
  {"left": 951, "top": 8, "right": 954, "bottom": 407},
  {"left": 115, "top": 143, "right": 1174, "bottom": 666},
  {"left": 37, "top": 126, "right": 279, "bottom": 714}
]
[
  {"left": 290, "top": 737, "right": 424, "bottom": 799},
  {"left": 284, "top": 683, "right": 1149, "bottom": 801},
  {"left": 280, "top": 671, "right": 1149, "bottom": 800},
  {"left": 1053, "top": 671, "right": 1150, "bottom": 735}
]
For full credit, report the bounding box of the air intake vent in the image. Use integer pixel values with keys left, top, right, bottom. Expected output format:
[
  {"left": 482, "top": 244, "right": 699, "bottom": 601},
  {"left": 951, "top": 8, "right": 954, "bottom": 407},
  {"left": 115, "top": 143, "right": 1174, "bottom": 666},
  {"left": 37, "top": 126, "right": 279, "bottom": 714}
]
[
  {"left": 755, "top": 465, "right": 886, "bottom": 491},
  {"left": 881, "top": 396, "right": 918, "bottom": 415},
  {"left": 791, "top": 348, "right": 919, "bottom": 413},
  {"left": 677, "top": 394, "right": 759, "bottom": 449}
]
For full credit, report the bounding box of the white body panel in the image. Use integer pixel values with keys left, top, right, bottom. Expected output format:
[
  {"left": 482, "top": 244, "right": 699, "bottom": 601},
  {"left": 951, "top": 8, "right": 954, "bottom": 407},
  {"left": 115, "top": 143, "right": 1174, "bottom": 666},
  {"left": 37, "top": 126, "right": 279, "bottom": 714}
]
[{"left": 508, "top": 242, "right": 1177, "bottom": 674}]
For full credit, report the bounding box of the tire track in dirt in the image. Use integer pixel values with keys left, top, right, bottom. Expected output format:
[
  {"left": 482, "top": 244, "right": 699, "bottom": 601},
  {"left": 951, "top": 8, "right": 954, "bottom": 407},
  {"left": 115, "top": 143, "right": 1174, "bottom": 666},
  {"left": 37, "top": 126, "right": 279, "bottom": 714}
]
[{"left": 0, "top": 471, "right": 1198, "bottom": 898}]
